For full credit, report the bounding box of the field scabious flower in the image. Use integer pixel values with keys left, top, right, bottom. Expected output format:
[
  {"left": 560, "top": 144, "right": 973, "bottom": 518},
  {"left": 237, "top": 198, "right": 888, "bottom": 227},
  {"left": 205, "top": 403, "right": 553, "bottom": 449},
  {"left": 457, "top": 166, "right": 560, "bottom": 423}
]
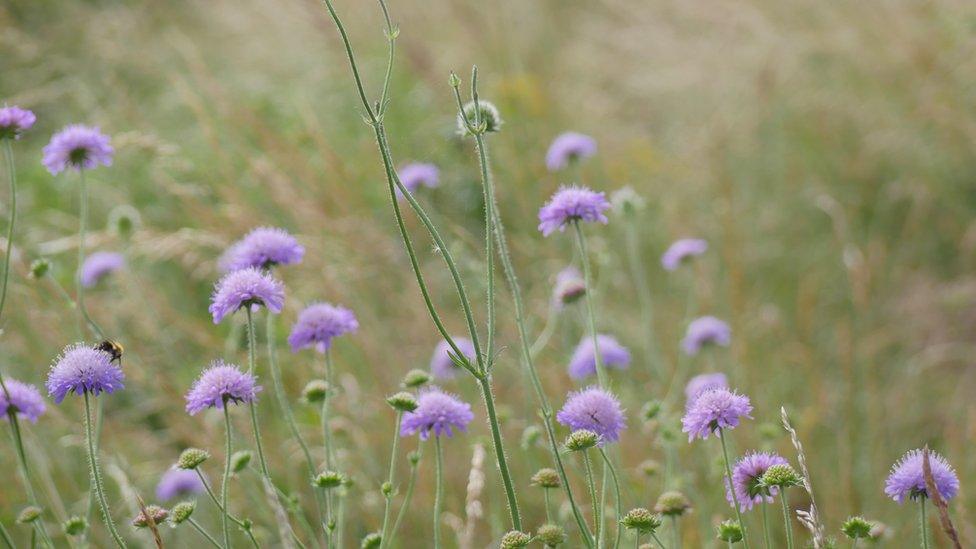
[
  {"left": 209, "top": 267, "right": 285, "bottom": 323},
  {"left": 395, "top": 163, "right": 439, "bottom": 198},
  {"left": 538, "top": 186, "right": 611, "bottom": 236},
  {"left": 726, "top": 452, "right": 789, "bottom": 511},
  {"left": 79, "top": 251, "right": 125, "bottom": 288},
  {"left": 681, "top": 388, "right": 752, "bottom": 441},
  {"left": 185, "top": 361, "right": 261, "bottom": 415},
  {"left": 685, "top": 372, "right": 728, "bottom": 404},
  {"left": 682, "top": 316, "right": 731, "bottom": 355},
  {"left": 545, "top": 132, "right": 597, "bottom": 172},
  {"left": 0, "top": 106, "right": 36, "bottom": 140},
  {"left": 42, "top": 125, "right": 113, "bottom": 174},
  {"left": 219, "top": 227, "right": 304, "bottom": 272},
  {"left": 156, "top": 468, "right": 205, "bottom": 501},
  {"left": 0, "top": 379, "right": 46, "bottom": 422},
  {"left": 287, "top": 302, "right": 358, "bottom": 353},
  {"left": 46, "top": 344, "right": 124, "bottom": 403},
  {"left": 884, "top": 449, "right": 959, "bottom": 503},
  {"left": 429, "top": 337, "right": 476, "bottom": 379},
  {"left": 661, "top": 238, "right": 707, "bottom": 271},
  {"left": 556, "top": 387, "right": 626, "bottom": 444},
  {"left": 568, "top": 334, "right": 631, "bottom": 380},
  {"left": 399, "top": 387, "right": 473, "bottom": 440},
  {"left": 552, "top": 266, "right": 586, "bottom": 307}
]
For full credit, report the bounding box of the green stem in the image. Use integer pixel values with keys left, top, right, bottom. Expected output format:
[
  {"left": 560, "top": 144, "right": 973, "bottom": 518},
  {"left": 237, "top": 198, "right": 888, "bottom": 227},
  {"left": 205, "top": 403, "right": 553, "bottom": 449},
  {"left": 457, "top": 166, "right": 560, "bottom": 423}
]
[
  {"left": 623, "top": 216, "right": 661, "bottom": 379},
  {"left": 599, "top": 449, "right": 622, "bottom": 549},
  {"left": 187, "top": 518, "right": 223, "bottom": 549},
  {"left": 761, "top": 503, "right": 771, "bottom": 549},
  {"left": 76, "top": 170, "right": 104, "bottom": 340},
  {"left": 433, "top": 437, "right": 443, "bottom": 549},
  {"left": 476, "top": 375, "right": 522, "bottom": 530},
  {"left": 718, "top": 428, "right": 750, "bottom": 549},
  {"left": 918, "top": 498, "right": 929, "bottom": 549},
  {"left": 0, "top": 522, "right": 11, "bottom": 549},
  {"left": 670, "top": 515, "right": 679, "bottom": 549},
  {"left": 780, "top": 491, "right": 794, "bottom": 549},
  {"left": 379, "top": 412, "right": 403, "bottom": 549},
  {"left": 573, "top": 221, "right": 608, "bottom": 387},
  {"left": 0, "top": 140, "right": 17, "bottom": 327},
  {"left": 582, "top": 451, "right": 600, "bottom": 547},
  {"left": 321, "top": 351, "right": 336, "bottom": 544},
  {"left": 851, "top": 539, "right": 857, "bottom": 549},
  {"left": 221, "top": 400, "right": 233, "bottom": 549},
  {"left": 6, "top": 413, "right": 54, "bottom": 548},
  {"left": 390, "top": 444, "right": 421, "bottom": 543},
  {"left": 647, "top": 532, "right": 666, "bottom": 549},
  {"left": 544, "top": 490, "right": 552, "bottom": 523},
  {"left": 83, "top": 393, "right": 126, "bottom": 548}
]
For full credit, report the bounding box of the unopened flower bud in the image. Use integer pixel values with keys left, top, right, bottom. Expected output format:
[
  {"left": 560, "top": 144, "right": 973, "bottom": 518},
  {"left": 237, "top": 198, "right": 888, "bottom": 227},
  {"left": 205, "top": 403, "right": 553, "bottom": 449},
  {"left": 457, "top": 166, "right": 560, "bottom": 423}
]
[
  {"left": 230, "top": 450, "right": 252, "bottom": 473},
  {"left": 170, "top": 501, "right": 195, "bottom": 525},
  {"left": 565, "top": 429, "right": 599, "bottom": 452},
  {"left": 361, "top": 532, "right": 382, "bottom": 548},
  {"left": 401, "top": 369, "right": 430, "bottom": 388},
  {"left": 381, "top": 481, "right": 394, "bottom": 497},
  {"left": 620, "top": 508, "right": 662, "bottom": 534},
  {"left": 303, "top": 380, "right": 329, "bottom": 404},
  {"left": 638, "top": 460, "right": 660, "bottom": 477},
  {"left": 654, "top": 491, "right": 691, "bottom": 517},
  {"left": 63, "top": 516, "right": 88, "bottom": 536},
  {"left": 841, "top": 516, "right": 872, "bottom": 540},
  {"left": 531, "top": 468, "right": 561, "bottom": 489},
  {"left": 29, "top": 258, "right": 51, "bottom": 279},
  {"left": 133, "top": 506, "right": 168, "bottom": 528},
  {"left": 177, "top": 448, "right": 210, "bottom": 470},
  {"left": 641, "top": 400, "right": 662, "bottom": 421},
  {"left": 313, "top": 470, "right": 346, "bottom": 489},
  {"left": 457, "top": 100, "right": 502, "bottom": 136},
  {"left": 17, "top": 506, "right": 42, "bottom": 524},
  {"left": 537, "top": 523, "right": 566, "bottom": 547},
  {"left": 408, "top": 451, "right": 421, "bottom": 466},
  {"left": 499, "top": 530, "right": 531, "bottom": 548},
  {"left": 716, "top": 520, "right": 743, "bottom": 543},
  {"left": 108, "top": 205, "right": 141, "bottom": 239},
  {"left": 386, "top": 392, "right": 418, "bottom": 412},
  {"left": 760, "top": 464, "right": 802, "bottom": 489}
]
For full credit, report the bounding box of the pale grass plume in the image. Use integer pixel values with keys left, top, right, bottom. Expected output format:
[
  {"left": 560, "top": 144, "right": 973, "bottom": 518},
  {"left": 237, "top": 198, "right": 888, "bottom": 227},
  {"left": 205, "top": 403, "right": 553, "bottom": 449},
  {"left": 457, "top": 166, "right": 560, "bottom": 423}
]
[
  {"left": 780, "top": 407, "right": 826, "bottom": 548},
  {"left": 446, "top": 443, "right": 486, "bottom": 549}
]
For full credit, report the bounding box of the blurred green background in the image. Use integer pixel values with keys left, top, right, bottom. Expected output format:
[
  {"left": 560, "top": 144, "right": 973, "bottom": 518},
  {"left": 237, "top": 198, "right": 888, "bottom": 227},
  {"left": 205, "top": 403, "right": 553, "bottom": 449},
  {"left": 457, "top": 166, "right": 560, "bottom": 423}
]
[{"left": 2, "top": 0, "right": 975, "bottom": 546}]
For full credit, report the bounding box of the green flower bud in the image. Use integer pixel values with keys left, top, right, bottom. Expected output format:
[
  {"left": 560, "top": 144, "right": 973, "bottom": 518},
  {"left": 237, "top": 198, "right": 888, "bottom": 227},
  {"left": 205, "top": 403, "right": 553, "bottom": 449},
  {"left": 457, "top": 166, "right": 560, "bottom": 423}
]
[
  {"left": 29, "top": 258, "right": 51, "bottom": 279},
  {"left": 641, "top": 400, "right": 662, "bottom": 422},
  {"left": 303, "top": 380, "right": 330, "bottom": 404},
  {"left": 448, "top": 73, "right": 462, "bottom": 89},
  {"left": 230, "top": 450, "right": 252, "bottom": 473},
  {"left": 361, "top": 532, "right": 382, "bottom": 549},
  {"left": 521, "top": 425, "right": 542, "bottom": 449},
  {"left": 63, "top": 516, "right": 88, "bottom": 536},
  {"left": 401, "top": 369, "right": 430, "bottom": 388},
  {"left": 841, "top": 516, "right": 872, "bottom": 540},
  {"left": 531, "top": 468, "right": 561, "bottom": 489},
  {"left": 313, "top": 470, "right": 346, "bottom": 489},
  {"left": 17, "top": 506, "right": 42, "bottom": 524},
  {"left": 408, "top": 451, "right": 421, "bottom": 466},
  {"left": 381, "top": 481, "right": 394, "bottom": 497},
  {"left": 537, "top": 523, "right": 566, "bottom": 547},
  {"left": 638, "top": 459, "right": 660, "bottom": 477},
  {"left": 108, "top": 205, "right": 141, "bottom": 239},
  {"left": 177, "top": 448, "right": 210, "bottom": 470},
  {"left": 170, "top": 501, "right": 195, "bottom": 525},
  {"left": 565, "top": 429, "right": 599, "bottom": 452},
  {"left": 133, "top": 506, "right": 168, "bottom": 528},
  {"left": 654, "top": 491, "right": 691, "bottom": 517},
  {"left": 386, "top": 391, "right": 418, "bottom": 412},
  {"left": 620, "top": 508, "right": 662, "bottom": 534},
  {"left": 499, "top": 530, "right": 532, "bottom": 548},
  {"left": 760, "top": 464, "right": 802, "bottom": 489},
  {"left": 716, "top": 520, "right": 743, "bottom": 543},
  {"left": 457, "top": 100, "right": 502, "bottom": 136}
]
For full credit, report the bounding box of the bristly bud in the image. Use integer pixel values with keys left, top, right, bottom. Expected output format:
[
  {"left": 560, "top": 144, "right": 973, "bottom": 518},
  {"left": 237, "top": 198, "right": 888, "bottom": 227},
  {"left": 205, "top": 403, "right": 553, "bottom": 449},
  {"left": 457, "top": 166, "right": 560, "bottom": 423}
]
[
  {"left": 638, "top": 459, "right": 660, "bottom": 477},
  {"left": 381, "top": 481, "right": 394, "bottom": 497},
  {"left": 654, "top": 490, "right": 691, "bottom": 516},
  {"left": 303, "top": 380, "right": 329, "bottom": 404},
  {"left": 313, "top": 470, "right": 346, "bottom": 489},
  {"left": 531, "top": 468, "right": 561, "bottom": 489},
  {"left": 360, "top": 532, "right": 382, "bottom": 548},
  {"left": 760, "top": 463, "right": 802, "bottom": 489},
  {"left": 386, "top": 392, "right": 418, "bottom": 412},
  {"left": 841, "top": 516, "right": 872, "bottom": 540},
  {"left": 716, "top": 520, "right": 743, "bottom": 543},
  {"left": 29, "top": 258, "right": 51, "bottom": 279},
  {"left": 641, "top": 400, "right": 662, "bottom": 421},
  {"left": 17, "top": 506, "right": 42, "bottom": 524},
  {"left": 407, "top": 451, "right": 421, "bottom": 466},
  {"left": 536, "top": 523, "right": 566, "bottom": 547},
  {"left": 521, "top": 425, "right": 542, "bottom": 449},
  {"left": 132, "top": 505, "right": 168, "bottom": 528},
  {"left": 170, "top": 501, "right": 195, "bottom": 525},
  {"left": 230, "top": 450, "right": 252, "bottom": 473},
  {"left": 457, "top": 100, "right": 502, "bottom": 136},
  {"left": 63, "top": 516, "right": 88, "bottom": 536},
  {"left": 499, "top": 530, "right": 532, "bottom": 548},
  {"left": 177, "top": 448, "right": 210, "bottom": 470},
  {"left": 565, "top": 429, "right": 599, "bottom": 452},
  {"left": 108, "top": 205, "right": 141, "bottom": 239},
  {"left": 401, "top": 369, "right": 431, "bottom": 388},
  {"left": 610, "top": 186, "right": 646, "bottom": 215},
  {"left": 448, "top": 73, "right": 461, "bottom": 88},
  {"left": 620, "top": 508, "right": 663, "bottom": 534}
]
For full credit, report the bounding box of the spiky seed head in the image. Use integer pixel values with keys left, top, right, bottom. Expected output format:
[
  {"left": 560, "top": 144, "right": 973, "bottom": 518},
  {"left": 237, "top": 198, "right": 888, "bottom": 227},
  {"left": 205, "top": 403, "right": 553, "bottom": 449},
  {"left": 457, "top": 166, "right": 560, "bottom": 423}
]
[
  {"left": 499, "top": 530, "right": 532, "bottom": 548},
  {"left": 565, "top": 429, "right": 600, "bottom": 452},
  {"left": 620, "top": 508, "right": 662, "bottom": 533},
  {"left": 230, "top": 450, "right": 252, "bottom": 473},
  {"left": 639, "top": 459, "right": 660, "bottom": 477},
  {"left": 63, "top": 516, "right": 88, "bottom": 536},
  {"left": 313, "top": 470, "right": 346, "bottom": 489},
  {"left": 303, "top": 380, "right": 329, "bottom": 403},
  {"left": 457, "top": 100, "right": 502, "bottom": 136},
  {"left": 132, "top": 505, "right": 168, "bottom": 528},
  {"left": 716, "top": 520, "right": 743, "bottom": 543},
  {"left": 170, "top": 501, "right": 195, "bottom": 525},
  {"left": 521, "top": 425, "right": 542, "bottom": 449},
  {"left": 841, "top": 516, "right": 872, "bottom": 539},
  {"left": 641, "top": 400, "right": 662, "bottom": 421},
  {"left": 177, "top": 448, "right": 210, "bottom": 470},
  {"left": 17, "top": 506, "right": 42, "bottom": 524},
  {"left": 29, "top": 258, "right": 51, "bottom": 279},
  {"left": 386, "top": 392, "right": 419, "bottom": 412},
  {"left": 360, "top": 532, "right": 382, "bottom": 549},
  {"left": 760, "top": 463, "right": 802, "bottom": 489},
  {"left": 531, "top": 468, "right": 561, "bottom": 489},
  {"left": 654, "top": 490, "right": 691, "bottom": 516},
  {"left": 401, "top": 369, "right": 431, "bottom": 388},
  {"left": 537, "top": 524, "right": 566, "bottom": 546}
]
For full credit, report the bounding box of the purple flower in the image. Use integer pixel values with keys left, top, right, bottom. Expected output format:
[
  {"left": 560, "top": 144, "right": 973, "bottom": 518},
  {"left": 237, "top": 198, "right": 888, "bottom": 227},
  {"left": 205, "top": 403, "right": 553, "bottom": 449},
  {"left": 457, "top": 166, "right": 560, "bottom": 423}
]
[
  {"left": 219, "top": 227, "right": 305, "bottom": 272},
  {"left": 287, "top": 302, "right": 358, "bottom": 353},
  {"left": 538, "top": 185, "right": 611, "bottom": 236},
  {"left": 156, "top": 468, "right": 205, "bottom": 501},
  {"left": 185, "top": 360, "right": 261, "bottom": 415},
  {"left": 556, "top": 387, "right": 626, "bottom": 444},
  {"left": 0, "top": 106, "right": 36, "bottom": 140},
  {"left": 553, "top": 267, "right": 586, "bottom": 307},
  {"left": 545, "top": 132, "right": 597, "bottom": 172},
  {"left": 682, "top": 316, "right": 731, "bottom": 355},
  {"left": 400, "top": 387, "right": 474, "bottom": 440},
  {"left": 681, "top": 388, "right": 752, "bottom": 441},
  {"left": 684, "top": 373, "right": 728, "bottom": 404},
  {"left": 0, "top": 380, "right": 46, "bottom": 422},
  {"left": 79, "top": 251, "right": 125, "bottom": 288},
  {"left": 209, "top": 267, "right": 285, "bottom": 324},
  {"left": 395, "top": 163, "right": 440, "bottom": 199},
  {"left": 726, "top": 452, "right": 789, "bottom": 511},
  {"left": 42, "top": 125, "right": 113, "bottom": 174},
  {"left": 46, "top": 343, "right": 125, "bottom": 403},
  {"left": 884, "top": 449, "right": 959, "bottom": 503},
  {"left": 568, "top": 335, "right": 631, "bottom": 380},
  {"left": 661, "top": 239, "right": 707, "bottom": 271},
  {"left": 429, "top": 337, "right": 476, "bottom": 379}
]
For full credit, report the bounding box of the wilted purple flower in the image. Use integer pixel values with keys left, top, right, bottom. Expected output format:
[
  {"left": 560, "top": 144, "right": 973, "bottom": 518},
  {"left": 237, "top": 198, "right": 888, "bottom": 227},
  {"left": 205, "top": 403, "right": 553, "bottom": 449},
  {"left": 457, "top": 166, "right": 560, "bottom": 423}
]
[
  {"left": 884, "top": 449, "right": 959, "bottom": 503},
  {"left": 726, "top": 452, "right": 789, "bottom": 511},
  {"left": 400, "top": 387, "right": 474, "bottom": 440},
  {"left": 556, "top": 387, "right": 626, "bottom": 444},
  {"left": 552, "top": 267, "right": 586, "bottom": 307},
  {"left": 538, "top": 185, "right": 611, "bottom": 236},
  {"left": 156, "top": 468, "right": 205, "bottom": 501},
  {"left": 395, "top": 163, "right": 440, "bottom": 199},
  {"left": 568, "top": 335, "right": 631, "bottom": 380},
  {"left": 545, "top": 132, "right": 597, "bottom": 172},
  {"left": 185, "top": 360, "right": 261, "bottom": 415},
  {"left": 0, "top": 380, "right": 46, "bottom": 422},
  {"left": 684, "top": 373, "right": 728, "bottom": 404},
  {"left": 681, "top": 388, "right": 752, "bottom": 441},
  {"left": 429, "top": 337, "right": 476, "bottom": 379},
  {"left": 682, "top": 316, "right": 731, "bottom": 355},
  {"left": 219, "top": 227, "right": 305, "bottom": 272},
  {"left": 46, "top": 344, "right": 125, "bottom": 403},
  {"left": 42, "top": 125, "right": 113, "bottom": 174},
  {"left": 0, "top": 106, "right": 36, "bottom": 140},
  {"left": 209, "top": 267, "right": 285, "bottom": 324},
  {"left": 661, "top": 239, "right": 707, "bottom": 271},
  {"left": 79, "top": 251, "right": 125, "bottom": 288},
  {"left": 287, "top": 302, "right": 358, "bottom": 353}
]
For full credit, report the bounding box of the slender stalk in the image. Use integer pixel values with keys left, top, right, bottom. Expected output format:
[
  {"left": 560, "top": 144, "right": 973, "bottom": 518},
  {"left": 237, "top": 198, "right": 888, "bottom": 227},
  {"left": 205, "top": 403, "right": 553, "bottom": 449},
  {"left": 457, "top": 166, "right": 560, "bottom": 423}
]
[
  {"left": 0, "top": 522, "right": 11, "bottom": 549},
  {"left": 544, "top": 490, "right": 552, "bottom": 523},
  {"left": 76, "top": 171, "right": 105, "bottom": 340},
  {"left": 0, "top": 140, "right": 17, "bottom": 327},
  {"left": 321, "top": 351, "right": 336, "bottom": 544},
  {"left": 634, "top": 533, "right": 640, "bottom": 549},
  {"left": 761, "top": 503, "right": 771, "bottom": 549},
  {"left": 780, "top": 491, "right": 794, "bottom": 549},
  {"left": 851, "top": 538, "right": 858, "bottom": 549},
  {"left": 718, "top": 428, "right": 751, "bottom": 549},
  {"left": 433, "top": 437, "right": 444, "bottom": 549},
  {"left": 600, "top": 448, "right": 622, "bottom": 549},
  {"left": 221, "top": 400, "right": 233, "bottom": 549},
  {"left": 573, "top": 221, "right": 607, "bottom": 387},
  {"left": 670, "top": 516, "right": 679, "bottom": 549},
  {"left": 582, "top": 451, "right": 600, "bottom": 546},
  {"left": 622, "top": 215, "right": 661, "bottom": 379},
  {"left": 918, "top": 499, "right": 929, "bottom": 549},
  {"left": 647, "top": 532, "right": 666, "bottom": 549},
  {"left": 389, "top": 445, "right": 421, "bottom": 543},
  {"left": 187, "top": 518, "right": 223, "bottom": 549},
  {"left": 379, "top": 412, "right": 403, "bottom": 549},
  {"left": 475, "top": 376, "right": 521, "bottom": 530},
  {"left": 83, "top": 392, "right": 126, "bottom": 548},
  {"left": 6, "top": 414, "right": 54, "bottom": 548}
]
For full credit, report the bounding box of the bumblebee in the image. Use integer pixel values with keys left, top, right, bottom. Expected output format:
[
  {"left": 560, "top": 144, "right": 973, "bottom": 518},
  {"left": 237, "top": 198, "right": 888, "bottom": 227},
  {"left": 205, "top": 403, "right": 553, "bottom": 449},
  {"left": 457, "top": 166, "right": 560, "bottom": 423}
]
[{"left": 94, "top": 340, "right": 124, "bottom": 364}]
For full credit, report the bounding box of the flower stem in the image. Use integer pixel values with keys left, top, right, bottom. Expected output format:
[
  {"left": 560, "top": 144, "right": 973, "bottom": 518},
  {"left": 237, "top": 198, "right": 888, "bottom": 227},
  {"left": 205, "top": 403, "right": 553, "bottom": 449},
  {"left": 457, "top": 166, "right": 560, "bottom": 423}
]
[
  {"left": 0, "top": 522, "right": 13, "bottom": 549},
  {"left": 544, "top": 490, "right": 552, "bottom": 523},
  {"left": 321, "top": 350, "right": 337, "bottom": 544},
  {"left": 76, "top": 170, "right": 105, "bottom": 340},
  {"left": 761, "top": 503, "right": 771, "bottom": 549},
  {"left": 390, "top": 444, "right": 421, "bottom": 542},
  {"left": 918, "top": 498, "right": 929, "bottom": 549},
  {"left": 718, "top": 428, "right": 751, "bottom": 549},
  {"left": 83, "top": 392, "right": 126, "bottom": 548},
  {"left": 187, "top": 518, "right": 223, "bottom": 549},
  {"left": 476, "top": 375, "right": 522, "bottom": 530},
  {"left": 6, "top": 413, "right": 54, "bottom": 548},
  {"left": 647, "top": 532, "right": 666, "bottom": 549},
  {"left": 670, "top": 515, "right": 679, "bottom": 549},
  {"left": 0, "top": 140, "right": 18, "bottom": 327},
  {"left": 582, "top": 451, "right": 600, "bottom": 546},
  {"left": 221, "top": 400, "right": 233, "bottom": 549},
  {"left": 599, "top": 448, "right": 622, "bottom": 549},
  {"left": 379, "top": 412, "right": 403, "bottom": 549},
  {"left": 433, "top": 437, "right": 443, "bottom": 549},
  {"left": 780, "top": 491, "right": 794, "bottom": 549},
  {"left": 572, "top": 221, "right": 608, "bottom": 387}
]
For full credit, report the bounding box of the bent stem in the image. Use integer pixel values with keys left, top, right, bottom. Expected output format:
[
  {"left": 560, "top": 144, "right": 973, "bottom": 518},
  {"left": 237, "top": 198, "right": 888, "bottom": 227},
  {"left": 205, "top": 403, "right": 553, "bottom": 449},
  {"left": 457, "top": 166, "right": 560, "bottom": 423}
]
[
  {"left": 389, "top": 444, "right": 421, "bottom": 542},
  {"left": 379, "top": 412, "right": 403, "bottom": 549},
  {"left": 599, "top": 448, "right": 622, "bottom": 549},
  {"left": 433, "top": 437, "right": 444, "bottom": 549},
  {"left": 83, "top": 392, "right": 126, "bottom": 548},
  {"left": 718, "top": 428, "right": 750, "bottom": 549},
  {"left": 780, "top": 491, "right": 794, "bottom": 549},
  {"left": 221, "top": 399, "right": 233, "bottom": 549}
]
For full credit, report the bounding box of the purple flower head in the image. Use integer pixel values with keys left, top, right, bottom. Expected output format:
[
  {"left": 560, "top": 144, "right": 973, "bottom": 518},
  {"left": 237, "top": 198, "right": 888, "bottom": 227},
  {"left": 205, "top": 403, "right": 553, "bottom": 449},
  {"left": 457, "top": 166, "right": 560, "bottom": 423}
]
[
  {"left": 684, "top": 373, "right": 728, "bottom": 405},
  {"left": 209, "top": 267, "right": 285, "bottom": 324},
  {"left": 553, "top": 267, "right": 586, "bottom": 307},
  {"left": 79, "top": 251, "right": 125, "bottom": 288},
  {"left": 681, "top": 388, "right": 752, "bottom": 441},
  {"left": 0, "top": 106, "right": 36, "bottom": 140},
  {"left": 400, "top": 386, "right": 474, "bottom": 440},
  {"left": 0, "top": 380, "right": 46, "bottom": 423},
  {"left": 568, "top": 335, "right": 631, "bottom": 380},
  {"left": 46, "top": 343, "right": 125, "bottom": 403},
  {"left": 156, "top": 468, "right": 205, "bottom": 501},
  {"left": 682, "top": 316, "right": 731, "bottom": 356},
  {"left": 884, "top": 449, "right": 959, "bottom": 503},
  {"left": 185, "top": 360, "right": 261, "bottom": 415},
  {"left": 42, "top": 125, "right": 113, "bottom": 174},
  {"left": 220, "top": 227, "right": 304, "bottom": 272},
  {"left": 395, "top": 163, "right": 440, "bottom": 199},
  {"left": 430, "top": 337, "right": 477, "bottom": 379},
  {"left": 556, "top": 387, "right": 626, "bottom": 445},
  {"left": 538, "top": 185, "right": 611, "bottom": 236},
  {"left": 726, "top": 452, "right": 789, "bottom": 511},
  {"left": 661, "top": 239, "right": 708, "bottom": 271},
  {"left": 546, "top": 132, "right": 597, "bottom": 172},
  {"left": 287, "top": 302, "right": 358, "bottom": 353}
]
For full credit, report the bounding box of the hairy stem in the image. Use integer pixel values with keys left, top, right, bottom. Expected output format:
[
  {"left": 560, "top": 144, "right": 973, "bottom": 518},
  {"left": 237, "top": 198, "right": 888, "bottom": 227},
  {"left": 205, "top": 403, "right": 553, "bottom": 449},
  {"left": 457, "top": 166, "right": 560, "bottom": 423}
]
[
  {"left": 433, "top": 437, "right": 443, "bottom": 549},
  {"left": 582, "top": 451, "right": 600, "bottom": 546},
  {"left": 719, "top": 428, "right": 750, "bottom": 549},
  {"left": 0, "top": 140, "right": 17, "bottom": 329},
  {"left": 321, "top": 351, "right": 336, "bottom": 544},
  {"left": 918, "top": 499, "right": 929, "bottom": 549},
  {"left": 6, "top": 413, "right": 54, "bottom": 548},
  {"left": 761, "top": 503, "right": 771, "bottom": 549},
  {"left": 76, "top": 170, "right": 105, "bottom": 339},
  {"left": 379, "top": 412, "right": 403, "bottom": 549},
  {"left": 187, "top": 518, "right": 223, "bottom": 549},
  {"left": 780, "top": 491, "right": 794, "bottom": 549},
  {"left": 84, "top": 392, "right": 126, "bottom": 548},
  {"left": 221, "top": 400, "right": 233, "bottom": 549},
  {"left": 600, "top": 448, "right": 622, "bottom": 549},
  {"left": 389, "top": 444, "right": 421, "bottom": 542}
]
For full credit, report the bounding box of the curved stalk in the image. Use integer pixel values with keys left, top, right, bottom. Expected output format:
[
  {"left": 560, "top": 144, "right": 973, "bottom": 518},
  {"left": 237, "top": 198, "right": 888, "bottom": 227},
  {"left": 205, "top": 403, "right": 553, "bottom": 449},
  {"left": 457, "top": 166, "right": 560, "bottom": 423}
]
[
  {"left": 389, "top": 444, "right": 421, "bottom": 543},
  {"left": 573, "top": 221, "right": 608, "bottom": 388},
  {"left": 187, "top": 518, "right": 223, "bottom": 549},
  {"left": 582, "top": 451, "right": 600, "bottom": 545},
  {"left": 6, "top": 414, "right": 55, "bottom": 548},
  {"left": 0, "top": 140, "right": 17, "bottom": 327},
  {"left": 83, "top": 392, "right": 126, "bottom": 548}
]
